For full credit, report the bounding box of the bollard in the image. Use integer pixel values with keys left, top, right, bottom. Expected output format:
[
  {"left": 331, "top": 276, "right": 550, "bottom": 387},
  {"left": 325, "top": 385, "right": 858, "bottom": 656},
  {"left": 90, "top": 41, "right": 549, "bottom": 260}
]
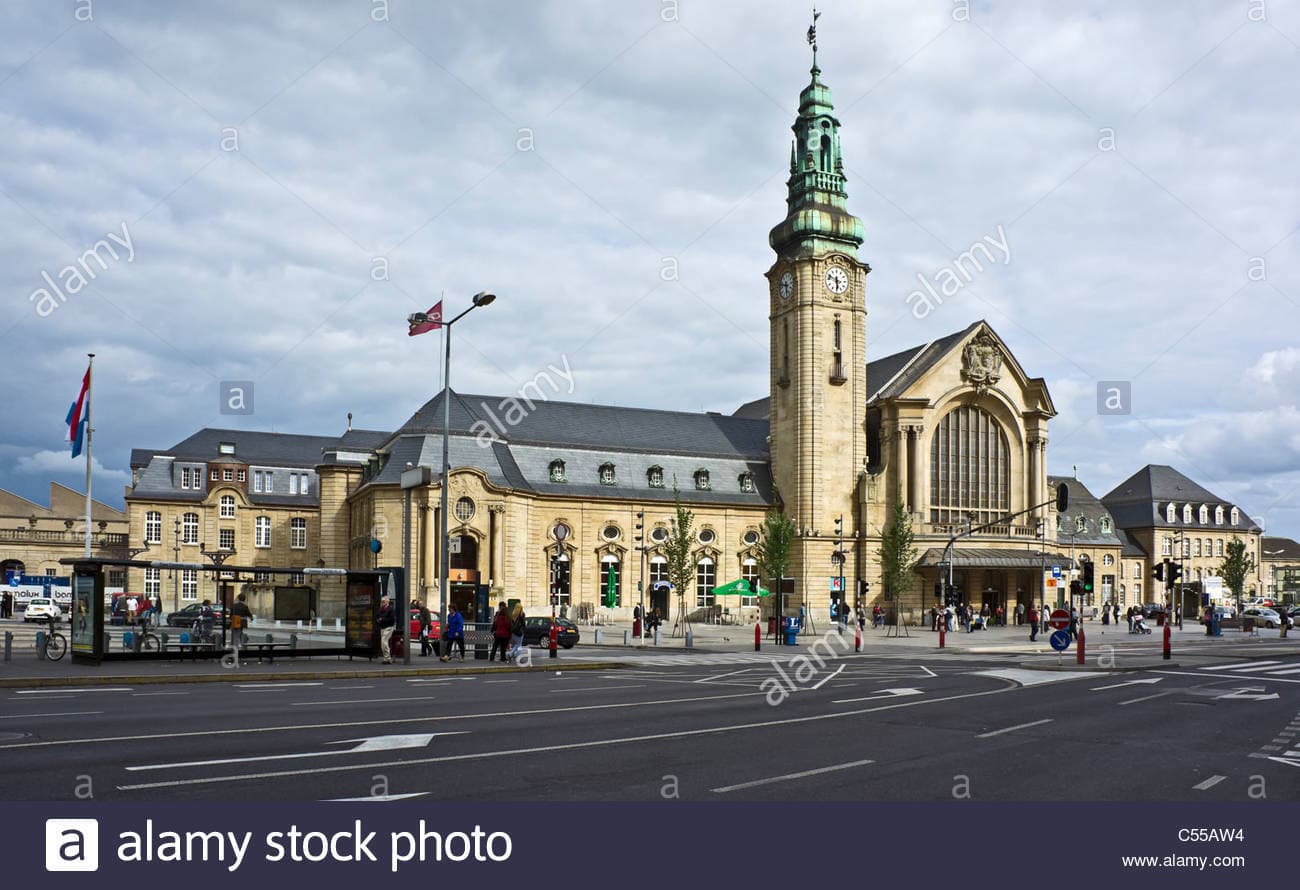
[
  {"left": 103, "top": 631, "right": 111, "bottom": 652},
  {"left": 335, "top": 618, "right": 342, "bottom": 630},
  {"left": 289, "top": 633, "right": 298, "bottom": 651},
  {"left": 1076, "top": 625, "right": 1086, "bottom": 665},
  {"left": 35, "top": 630, "right": 47, "bottom": 660},
  {"left": 1162, "top": 622, "right": 1171, "bottom": 660},
  {"left": 594, "top": 628, "right": 602, "bottom": 645},
  {"left": 159, "top": 631, "right": 169, "bottom": 652},
  {"left": 685, "top": 631, "right": 694, "bottom": 649},
  {"left": 132, "top": 631, "right": 143, "bottom": 654},
  {"left": 653, "top": 627, "right": 661, "bottom": 647},
  {"left": 755, "top": 622, "right": 761, "bottom": 652},
  {"left": 939, "top": 625, "right": 946, "bottom": 649},
  {"left": 549, "top": 622, "right": 558, "bottom": 659},
  {"left": 855, "top": 623, "right": 861, "bottom": 653},
  {"left": 316, "top": 617, "right": 322, "bottom": 630},
  {"left": 3, "top": 630, "right": 11, "bottom": 662},
  {"left": 623, "top": 630, "right": 630, "bottom": 646},
  {"left": 265, "top": 633, "right": 274, "bottom": 644},
  {"left": 296, "top": 620, "right": 303, "bottom": 630}
]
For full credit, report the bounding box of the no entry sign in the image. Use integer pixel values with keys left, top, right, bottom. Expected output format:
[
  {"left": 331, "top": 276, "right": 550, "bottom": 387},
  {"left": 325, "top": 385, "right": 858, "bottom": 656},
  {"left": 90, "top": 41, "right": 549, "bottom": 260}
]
[{"left": 1049, "top": 609, "right": 1071, "bottom": 631}]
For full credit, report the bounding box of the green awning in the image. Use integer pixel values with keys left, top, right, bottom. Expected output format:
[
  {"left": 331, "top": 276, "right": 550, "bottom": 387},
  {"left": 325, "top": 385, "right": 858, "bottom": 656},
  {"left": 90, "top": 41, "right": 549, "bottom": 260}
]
[{"left": 712, "top": 578, "right": 771, "bottom": 597}]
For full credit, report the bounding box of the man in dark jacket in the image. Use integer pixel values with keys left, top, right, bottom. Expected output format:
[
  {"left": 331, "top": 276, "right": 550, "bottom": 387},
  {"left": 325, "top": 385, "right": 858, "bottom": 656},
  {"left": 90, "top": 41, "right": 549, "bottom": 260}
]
[
  {"left": 491, "top": 601, "right": 512, "bottom": 662},
  {"left": 378, "top": 596, "right": 396, "bottom": 664},
  {"left": 230, "top": 593, "right": 253, "bottom": 650},
  {"left": 416, "top": 599, "right": 433, "bottom": 656}
]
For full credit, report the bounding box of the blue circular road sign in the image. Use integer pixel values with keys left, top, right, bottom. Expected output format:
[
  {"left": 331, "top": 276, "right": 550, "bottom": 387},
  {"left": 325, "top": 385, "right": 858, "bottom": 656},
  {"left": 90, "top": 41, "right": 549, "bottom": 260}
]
[{"left": 1049, "top": 629, "right": 1071, "bottom": 651}]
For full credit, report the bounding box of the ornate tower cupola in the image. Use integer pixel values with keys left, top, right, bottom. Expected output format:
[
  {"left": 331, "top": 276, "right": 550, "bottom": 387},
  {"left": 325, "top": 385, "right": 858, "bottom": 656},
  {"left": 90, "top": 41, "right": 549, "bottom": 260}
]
[
  {"left": 765, "top": 13, "right": 870, "bottom": 616},
  {"left": 768, "top": 40, "right": 865, "bottom": 259}
]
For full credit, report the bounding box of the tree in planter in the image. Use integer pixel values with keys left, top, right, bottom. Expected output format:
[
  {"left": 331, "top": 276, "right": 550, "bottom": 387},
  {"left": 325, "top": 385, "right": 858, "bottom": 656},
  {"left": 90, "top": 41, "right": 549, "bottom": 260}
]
[
  {"left": 1218, "top": 536, "right": 1257, "bottom": 618},
  {"left": 663, "top": 490, "right": 695, "bottom": 632},
  {"left": 756, "top": 509, "right": 796, "bottom": 625},
  {"left": 876, "top": 500, "right": 918, "bottom": 623}
]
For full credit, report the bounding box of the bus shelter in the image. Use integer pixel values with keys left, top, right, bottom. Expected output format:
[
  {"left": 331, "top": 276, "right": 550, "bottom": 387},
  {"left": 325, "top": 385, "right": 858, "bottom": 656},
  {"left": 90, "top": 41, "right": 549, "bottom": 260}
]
[{"left": 58, "top": 556, "right": 404, "bottom": 665}]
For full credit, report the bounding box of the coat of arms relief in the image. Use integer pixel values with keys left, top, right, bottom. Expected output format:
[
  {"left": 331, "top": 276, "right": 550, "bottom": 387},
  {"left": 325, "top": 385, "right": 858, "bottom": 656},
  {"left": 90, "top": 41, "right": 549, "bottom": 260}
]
[{"left": 961, "top": 333, "right": 1003, "bottom": 393}]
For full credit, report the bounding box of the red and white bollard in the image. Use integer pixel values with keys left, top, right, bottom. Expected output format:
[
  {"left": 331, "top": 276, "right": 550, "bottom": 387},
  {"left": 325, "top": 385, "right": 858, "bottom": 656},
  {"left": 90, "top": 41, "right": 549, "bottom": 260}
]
[
  {"left": 939, "top": 624, "right": 946, "bottom": 649},
  {"left": 1162, "top": 622, "right": 1172, "bottom": 660},
  {"left": 1076, "top": 625, "right": 1086, "bottom": 665},
  {"left": 754, "top": 622, "right": 761, "bottom": 652},
  {"left": 855, "top": 623, "right": 862, "bottom": 652},
  {"left": 549, "top": 622, "right": 559, "bottom": 659}
]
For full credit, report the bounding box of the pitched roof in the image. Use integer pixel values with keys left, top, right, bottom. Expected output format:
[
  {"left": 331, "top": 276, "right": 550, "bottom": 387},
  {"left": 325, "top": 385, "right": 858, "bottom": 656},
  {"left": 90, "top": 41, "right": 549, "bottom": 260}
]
[
  {"left": 1100, "top": 465, "right": 1261, "bottom": 532},
  {"left": 1261, "top": 536, "right": 1300, "bottom": 561},
  {"left": 1047, "top": 475, "right": 1121, "bottom": 545},
  {"left": 396, "top": 391, "right": 769, "bottom": 460},
  {"left": 147, "top": 428, "right": 340, "bottom": 467}
]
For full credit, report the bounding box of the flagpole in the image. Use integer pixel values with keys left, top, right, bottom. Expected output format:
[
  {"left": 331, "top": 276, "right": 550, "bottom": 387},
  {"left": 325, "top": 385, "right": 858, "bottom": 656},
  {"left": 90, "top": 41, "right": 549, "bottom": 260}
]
[{"left": 84, "top": 353, "right": 95, "bottom": 558}]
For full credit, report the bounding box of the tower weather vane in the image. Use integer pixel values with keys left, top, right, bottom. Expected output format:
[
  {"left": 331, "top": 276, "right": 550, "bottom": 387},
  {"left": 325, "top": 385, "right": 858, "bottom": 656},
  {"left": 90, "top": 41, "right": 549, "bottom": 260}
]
[{"left": 807, "top": 8, "right": 821, "bottom": 69}]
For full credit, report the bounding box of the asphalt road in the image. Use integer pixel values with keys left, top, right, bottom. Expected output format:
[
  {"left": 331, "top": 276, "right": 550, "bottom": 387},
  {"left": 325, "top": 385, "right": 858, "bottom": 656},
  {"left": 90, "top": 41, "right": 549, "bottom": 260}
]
[{"left": 2, "top": 649, "right": 1298, "bottom": 802}]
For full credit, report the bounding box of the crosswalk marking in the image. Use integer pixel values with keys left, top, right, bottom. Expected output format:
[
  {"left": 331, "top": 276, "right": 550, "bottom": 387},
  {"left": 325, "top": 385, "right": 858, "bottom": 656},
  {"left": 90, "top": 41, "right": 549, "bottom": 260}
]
[
  {"left": 1197, "top": 659, "right": 1300, "bottom": 676},
  {"left": 1199, "top": 660, "right": 1280, "bottom": 670}
]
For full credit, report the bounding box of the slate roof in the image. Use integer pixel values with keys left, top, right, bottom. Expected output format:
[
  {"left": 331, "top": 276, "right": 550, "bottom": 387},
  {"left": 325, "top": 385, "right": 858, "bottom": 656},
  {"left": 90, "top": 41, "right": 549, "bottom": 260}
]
[
  {"left": 917, "top": 547, "right": 1076, "bottom": 569},
  {"left": 1100, "top": 465, "right": 1261, "bottom": 532},
  {"left": 1261, "top": 536, "right": 1300, "bottom": 561},
  {"left": 1048, "top": 475, "right": 1122, "bottom": 546},
  {"left": 143, "top": 428, "right": 338, "bottom": 467},
  {"left": 1118, "top": 529, "right": 1148, "bottom": 558}
]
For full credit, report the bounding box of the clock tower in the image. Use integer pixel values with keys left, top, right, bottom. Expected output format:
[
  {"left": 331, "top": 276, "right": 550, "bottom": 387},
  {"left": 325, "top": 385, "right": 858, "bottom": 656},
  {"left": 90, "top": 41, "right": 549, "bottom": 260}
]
[{"left": 766, "top": 43, "right": 869, "bottom": 614}]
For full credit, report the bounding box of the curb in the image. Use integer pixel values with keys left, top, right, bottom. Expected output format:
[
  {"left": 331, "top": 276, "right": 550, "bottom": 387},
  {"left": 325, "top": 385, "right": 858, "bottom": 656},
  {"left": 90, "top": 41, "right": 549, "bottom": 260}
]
[
  {"left": 1014, "top": 661, "right": 1180, "bottom": 672},
  {"left": 0, "top": 661, "right": 626, "bottom": 688}
]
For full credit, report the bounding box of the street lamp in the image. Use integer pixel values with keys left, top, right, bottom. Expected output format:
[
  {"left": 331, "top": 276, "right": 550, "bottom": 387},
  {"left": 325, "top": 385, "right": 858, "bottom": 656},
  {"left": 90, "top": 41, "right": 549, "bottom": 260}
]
[
  {"left": 550, "top": 522, "right": 569, "bottom": 618},
  {"left": 172, "top": 516, "right": 181, "bottom": 616},
  {"left": 410, "top": 291, "right": 496, "bottom": 658}
]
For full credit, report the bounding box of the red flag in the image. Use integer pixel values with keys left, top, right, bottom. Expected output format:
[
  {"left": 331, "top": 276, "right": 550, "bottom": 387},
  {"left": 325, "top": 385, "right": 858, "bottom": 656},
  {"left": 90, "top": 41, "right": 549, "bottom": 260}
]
[
  {"left": 66, "top": 366, "right": 90, "bottom": 454},
  {"left": 408, "top": 301, "right": 443, "bottom": 337}
]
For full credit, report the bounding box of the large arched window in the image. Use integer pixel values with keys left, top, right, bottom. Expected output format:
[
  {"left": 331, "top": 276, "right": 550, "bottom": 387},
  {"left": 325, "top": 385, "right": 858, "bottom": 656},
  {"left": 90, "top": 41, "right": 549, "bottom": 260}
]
[{"left": 929, "top": 405, "right": 1009, "bottom": 526}]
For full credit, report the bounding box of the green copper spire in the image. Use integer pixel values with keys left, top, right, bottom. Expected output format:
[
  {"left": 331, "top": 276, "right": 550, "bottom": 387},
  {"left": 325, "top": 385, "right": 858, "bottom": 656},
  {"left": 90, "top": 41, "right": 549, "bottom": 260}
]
[{"left": 769, "top": 24, "right": 864, "bottom": 259}]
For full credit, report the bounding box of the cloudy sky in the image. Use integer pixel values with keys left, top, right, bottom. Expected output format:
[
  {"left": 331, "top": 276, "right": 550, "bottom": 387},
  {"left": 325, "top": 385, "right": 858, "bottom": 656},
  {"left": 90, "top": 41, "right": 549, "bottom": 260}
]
[{"left": 2, "top": 0, "right": 1298, "bottom": 539}]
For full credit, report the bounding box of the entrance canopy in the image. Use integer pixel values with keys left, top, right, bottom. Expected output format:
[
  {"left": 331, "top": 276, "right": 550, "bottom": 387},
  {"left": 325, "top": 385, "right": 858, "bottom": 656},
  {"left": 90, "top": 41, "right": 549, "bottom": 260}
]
[{"left": 917, "top": 548, "right": 1076, "bottom": 570}]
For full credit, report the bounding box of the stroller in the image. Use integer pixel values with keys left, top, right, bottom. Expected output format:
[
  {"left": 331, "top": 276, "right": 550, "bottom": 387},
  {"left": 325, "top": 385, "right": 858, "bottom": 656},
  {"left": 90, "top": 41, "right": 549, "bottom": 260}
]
[{"left": 1131, "top": 613, "right": 1152, "bottom": 635}]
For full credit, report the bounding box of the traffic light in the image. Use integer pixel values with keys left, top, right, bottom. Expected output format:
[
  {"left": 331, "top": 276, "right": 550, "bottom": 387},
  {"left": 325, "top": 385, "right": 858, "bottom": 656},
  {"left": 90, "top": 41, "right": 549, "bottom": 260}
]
[
  {"left": 1154, "top": 562, "right": 1165, "bottom": 582},
  {"left": 833, "top": 515, "right": 843, "bottom": 540},
  {"left": 934, "top": 581, "right": 943, "bottom": 602},
  {"left": 1082, "top": 561, "right": 1094, "bottom": 593},
  {"left": 1169, "top": 563, "right": 1182, "bottom": 585},
  {"left": 1069, "top": 579, "right": 1082, "bottom": 598}
]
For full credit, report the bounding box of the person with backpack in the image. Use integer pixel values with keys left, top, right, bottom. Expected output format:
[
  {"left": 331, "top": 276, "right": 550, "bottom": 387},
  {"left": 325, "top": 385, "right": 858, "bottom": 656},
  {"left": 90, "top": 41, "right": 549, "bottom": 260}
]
[
  {"left": 1027, "top": 605, "right": 1039, "bottom": 642},
  {"left": 490, "top": 601, "right": 512, "bottom": 662},
  {"left": 229, "top": 593, "right": 253, "bottom": 650}
]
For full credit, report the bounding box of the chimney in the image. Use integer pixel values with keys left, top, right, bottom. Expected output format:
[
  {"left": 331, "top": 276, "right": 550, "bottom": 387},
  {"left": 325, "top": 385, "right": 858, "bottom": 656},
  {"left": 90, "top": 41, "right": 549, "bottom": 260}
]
[{"left": 347, "top": 412, "right": 353, "bottom": 432}]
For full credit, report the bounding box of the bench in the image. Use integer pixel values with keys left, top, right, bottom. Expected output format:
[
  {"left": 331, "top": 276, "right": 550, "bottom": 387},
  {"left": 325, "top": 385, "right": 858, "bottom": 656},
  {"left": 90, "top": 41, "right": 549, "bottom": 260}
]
[
  {"left": 239, "top": 641, "right": 294, "bottom": 664},
  {"left": 173, "top": 641, "right": 217, "bottom": 661}
]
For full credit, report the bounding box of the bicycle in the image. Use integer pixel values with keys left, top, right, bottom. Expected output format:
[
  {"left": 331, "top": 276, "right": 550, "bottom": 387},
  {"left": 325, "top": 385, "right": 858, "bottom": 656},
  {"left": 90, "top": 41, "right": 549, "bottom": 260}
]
[
  {"left": 38, "top": 616, "right": 67, "bottom": 662},
  {"left": 123, "top": 622, "right": 161, "bottom": 653}
]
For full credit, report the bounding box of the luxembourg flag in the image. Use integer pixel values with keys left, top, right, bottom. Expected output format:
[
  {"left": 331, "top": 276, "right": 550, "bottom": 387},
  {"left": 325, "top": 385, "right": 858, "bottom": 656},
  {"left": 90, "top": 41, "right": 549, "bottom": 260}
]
[{"left": 66, "top": 366, "right": 90, "bottom": 458}]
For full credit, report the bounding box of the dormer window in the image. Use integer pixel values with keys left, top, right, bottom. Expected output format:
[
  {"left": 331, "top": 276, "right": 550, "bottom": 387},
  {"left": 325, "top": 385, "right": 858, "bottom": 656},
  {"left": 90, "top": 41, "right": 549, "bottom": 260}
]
[
  {"left": 549, "top": 460, "right": 566, "bottom": 483},
  {"left": 647, "top": 466, "right": 664, "bottom": 488},
  {"left": 599, "top": 463, "right": 616, "bottom": 486},
  {"left": 1166, "top": 503, "right": 1176, "bottom": 523},
  {"left": 219, "top": 442, "right": 235, "bottom": 455},
  {"left": 1100, "top": 517, "right": 1112, "bottom": 534},
  {"left": 739, "top": 472, "right": 755, "bottom": 493},
  {"left": 1075, "top": 516, "right": 1086, "bottom": 533},
  {"left": 694, "top": 469, "right": 710, "bottom": 491},
  {"left": 1182, "top": 504, "right": 1192, "bottom": 523},
  {"left": 1215, "top": 506, "right": 1224, "bottom": 525},
  {"left": 1198, "top": 505, "right": 1208, "bottom": 524},
  {"left": 1230, "top": 507, "right": 1239, "bottom": 525},
  {"left": 1056, "top": 515, "right": 1064, "bottom": 532}
]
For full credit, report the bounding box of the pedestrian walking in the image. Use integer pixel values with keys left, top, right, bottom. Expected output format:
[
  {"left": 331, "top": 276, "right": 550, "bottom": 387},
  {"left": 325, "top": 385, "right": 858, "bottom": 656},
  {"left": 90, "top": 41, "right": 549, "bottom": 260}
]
[
  {"left": 230, "top": 593, "right": 253, "bottom": 650},
  {"left": 508, "top": 605, "right": 526, "bottom": 662},
  {"left": 440, "top": 604, "right": 465, "bottom": 662},
  {"left": 1027, "top": 605, "right": 1039, "bottom": 641},
  {"left": 416, "top": 599, "right": 433, "bottom": 656},
  {"left": 930, "top": 606, "right": 938, "bottom": 631},
  {"left": 1068, "top": 606, "right": 1078, "bottom": 641},
  {"left": 377, "top": 596, "right": 396, "bottom": 664},
  {"left": 490, "top": 601, "right": 512, "bottom": 663},
  {"left": 1126, "top": 605, "right": 1134, "bottom": 634}
]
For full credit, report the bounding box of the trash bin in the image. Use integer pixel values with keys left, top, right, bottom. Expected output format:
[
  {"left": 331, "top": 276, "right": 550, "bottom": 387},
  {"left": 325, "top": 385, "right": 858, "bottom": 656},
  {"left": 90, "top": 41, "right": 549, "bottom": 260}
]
[
  {"left": 474, "top": 637, "right": 489, "bottom": 660},
  {"left": 391, "top": 632, "right": 405, "bottom": 660},
  {"left": 782, "top": 617, "right": 798, "bottom": 646},
  {"left": 1155, "top": 612, "right": 1165, "bottom": 627},
  {"left": 1211, "top": 617, "right": 1221, "bottom": 637}
]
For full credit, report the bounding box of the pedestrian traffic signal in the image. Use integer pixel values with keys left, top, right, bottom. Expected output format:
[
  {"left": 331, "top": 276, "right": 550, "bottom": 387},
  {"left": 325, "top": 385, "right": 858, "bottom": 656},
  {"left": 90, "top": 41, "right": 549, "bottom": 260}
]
[{"left": 1081, "top": 561, "right": 1094, "bottom": 593}]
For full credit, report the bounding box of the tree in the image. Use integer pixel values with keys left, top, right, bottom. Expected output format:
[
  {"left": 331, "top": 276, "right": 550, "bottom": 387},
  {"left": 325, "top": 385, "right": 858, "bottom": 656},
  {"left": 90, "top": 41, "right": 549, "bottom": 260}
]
[
  {"left": 876, "top": 501, "right": 918, "bottom": 616},
  {"left": 1218, "top": 536, "right": 1256, "bottom": 616},
  {"left": 756, "top": 509, "right": 795, "bottom": 622},
  {"left": 663, "top": 489, "right": 695, "bottom": 623}
]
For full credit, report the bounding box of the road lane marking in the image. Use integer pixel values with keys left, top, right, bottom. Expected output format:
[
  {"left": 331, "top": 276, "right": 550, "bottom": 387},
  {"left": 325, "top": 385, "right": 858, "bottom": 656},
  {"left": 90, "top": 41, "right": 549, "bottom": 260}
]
[
  {"left": 0, "top": 711, "right": 103, "bottom": 720},
  {"left": 322, "top": 792, "right": 430, "bottom": 802},
  {"left": 0, "top": 690, "right": 763, "bottom": 751},
  {"left": 127, "top": 732, "right": 466, "bottom": 771},
  {"left": 1091, "top": 678, "right": 1162, "bottom": 691},
  {"left": 235, "top": 683, "right": 322, "bottom": 688},
  {"left": 1262, "top": 667, "right": 1300, "bottom": 675},
  {"left": 1154, "top": 670, "right": 1300, "bottom": 685},
  {"left": 831, "top": 688, "right": 923, "bottom": 704},
  {"left": 695, "top": 668, "right": 754, "bottom": 684},
  {"left": 116, "top": 680, "right": 1020, "bottom": 791},
  {"left": 711, "top": 759, "right": 875, "bottom": 793},
  {"left": 1118, "top": 692, "right": 1172, "bottom": 705},
  {"left": 971, "top": 669, "right": 1093, "bottom": 687},
  {"left": 132, "top": 692, "right": 188, "bottom": 697},
  {"left": 1199, "top": 660, "right": 1281, "bottom": 670},
  {"left": 975, "top": 718, "right": 1053, "bottom": 738},
  {"left": 549, "top": 685, "right": 647, "bottom": 693},
  {"left": 291, "top": 697, "right": 433, "bottom": 706},
  {"left": 1192, "top": 775, "right": 1226, "bottom": 790},
  {"left": 809, "top": 664, "right": 846, "bottom": 690},
  {"left": 1215, "top": 663, "right": 1296, "bottom": 673},
  {"left": 15, "top": 688, "right": 132, "bottom": 694}
]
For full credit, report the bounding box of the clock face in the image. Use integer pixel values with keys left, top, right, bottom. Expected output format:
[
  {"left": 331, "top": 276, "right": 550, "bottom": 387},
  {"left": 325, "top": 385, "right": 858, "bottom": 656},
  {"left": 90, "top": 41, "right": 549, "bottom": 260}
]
[
  {"left": 778, "top": 271, "right": 795, "bottom": 301},
  {"left": 824, "top": 266, "right": 849, "bottom": 295}
]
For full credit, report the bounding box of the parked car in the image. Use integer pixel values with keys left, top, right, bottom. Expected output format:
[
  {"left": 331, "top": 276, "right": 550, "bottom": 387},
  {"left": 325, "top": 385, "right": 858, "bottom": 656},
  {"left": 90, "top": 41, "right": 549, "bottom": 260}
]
[
  {"left": 1287, "top": 606, "right": 1300, "bottom": 624},
  {"left": 22, "top": 597, "right": 62, "bottom": 622},
  {"left": 407, "top": 608, "right": 442, "bottom": 641},
  {"left": 1139, "top": 603, "right": 1166, "bottom": 618},
  {"left": 521, "top": 616, "right": 579, "bottom": 649},
  {"left": 1242, "top": 607, "right": 1281, "bottom": 628},
  {"left": 166, "top": 602, "right": 225, "bottom": 627}
]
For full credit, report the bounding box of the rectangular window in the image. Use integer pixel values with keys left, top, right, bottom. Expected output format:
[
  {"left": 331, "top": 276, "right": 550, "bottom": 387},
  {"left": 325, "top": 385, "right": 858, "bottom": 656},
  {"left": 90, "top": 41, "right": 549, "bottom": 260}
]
[
  {"left": 1195, "top": 539, "right": 1202, "bottom": 557},
  {"left": 181, "top": 569, "right": 198, "bottom": 601},
  {"left": 253, "top": 471, "right": 262, "bottom": 493},
  {"left": 299, "top": 473, "right": 309, "bottom": 495},
  {"left": 219, "top": 496, "right": 235, "bottom": 519},
  {"left": 290, "top": 517, "right": 307, "bottom": 549},
  {"left": 223, "top": 469, "right": 233, "bottom": 481},
  {"left": 107, "top": 570, "right": 125, "bottom": 589},
  {"left": 695, "top": 559, "right": 716, "bottom": 608},
  {"left": 219, "top": 528, "right": 235, "bottom": 550},
  {"left": 144, "top": 567, "right": 161, "bottom": 597},
  {"left": 182, "top": 513, "right": 198, "bottom": 544},
  {"left": 145, "top": 511, "right": 161, "bottom": 543},
  {"left": 741, "top": 562, "right": 759, "bottom": 607},
  {"left": 289, "top": 474, "right": 299, "bottom": 495},
  {"left": 1216, "top": 539, "right": 1224, "bottom": 557},
  {"left": 255, "top": 516, "right": 271, "bottom": 548},
  {"left": 210, "top": 469, "right": 219, "bottom": 481},
  {"left": 289, "top": 572, "right": 306, "bottom": 585},
  {"left": 254, "top": 571, "right": 272, "bottom": 584},
  {"left": 179, "top": 467, "right": 189, "bottom": 489},
  {"left": 45, "top": 568, "right": 57, "bottom": 577},
  {"left": 599, "top": 559, "right": 621, "bottom": 607},
  {"left": 237, "top": 469, "right": 246, "bottom": 483},
  {"left": 262, "top": 473, "right": 273, "bottom": 494}
]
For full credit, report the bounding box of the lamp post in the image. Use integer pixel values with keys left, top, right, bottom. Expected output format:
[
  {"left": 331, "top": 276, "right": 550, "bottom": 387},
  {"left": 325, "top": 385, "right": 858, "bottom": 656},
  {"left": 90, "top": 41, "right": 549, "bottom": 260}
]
[
  {"left": 635, "top": 511, "right": 646, "bottom": 645},
  {"left": 409, "top": 291, "right": 496, "bottom": 658},
  {"left": 551, "top": 523, "right": 569, "bottom": 619},
  {"left": 172, "top": 516, "right": 181, "bottom": 615}
]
